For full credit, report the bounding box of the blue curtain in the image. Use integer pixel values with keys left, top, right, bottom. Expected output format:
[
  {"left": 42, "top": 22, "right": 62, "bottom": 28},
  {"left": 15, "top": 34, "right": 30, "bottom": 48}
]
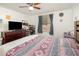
[
  {"left": 38, "top": 16, "right": 42, "bottom": 33},
  {"left": 49, "top": 14, "right": 53, "bottom": 35}
]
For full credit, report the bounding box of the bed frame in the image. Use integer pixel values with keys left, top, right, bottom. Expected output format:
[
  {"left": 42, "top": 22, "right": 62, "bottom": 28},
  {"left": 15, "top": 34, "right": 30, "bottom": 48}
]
[{"left": 2, "top": 30, "right": 27, "bottom": 45}]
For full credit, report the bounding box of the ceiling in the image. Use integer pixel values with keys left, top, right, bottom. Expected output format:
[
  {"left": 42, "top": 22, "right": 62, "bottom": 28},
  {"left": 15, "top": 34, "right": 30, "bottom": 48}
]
[{"left": 0, "top": 3, "right": 78, "bottom": 15}]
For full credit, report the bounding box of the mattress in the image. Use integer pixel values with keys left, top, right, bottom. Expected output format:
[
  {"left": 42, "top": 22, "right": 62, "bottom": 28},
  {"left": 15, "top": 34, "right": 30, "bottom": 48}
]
[
  {"left": 0, "top": 35, "right": 38, "bottom": 56},
  {"left": 0, "top": 34, "right": 79, "bottom": 56}
]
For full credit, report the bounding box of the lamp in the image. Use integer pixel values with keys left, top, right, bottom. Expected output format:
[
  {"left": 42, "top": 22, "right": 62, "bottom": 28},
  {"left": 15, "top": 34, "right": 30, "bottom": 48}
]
[{"left": 29, "top": 6, "right": 34, "bottom": 11}]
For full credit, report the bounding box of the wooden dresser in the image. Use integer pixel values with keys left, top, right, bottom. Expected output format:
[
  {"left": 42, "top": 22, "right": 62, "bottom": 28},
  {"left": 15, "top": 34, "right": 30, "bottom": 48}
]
[
  {"left": 74, "top": 21, "right": 79, "bottom": 43},
  {"left": 2, "top": 30, "right": 28, "bottom": 44}
]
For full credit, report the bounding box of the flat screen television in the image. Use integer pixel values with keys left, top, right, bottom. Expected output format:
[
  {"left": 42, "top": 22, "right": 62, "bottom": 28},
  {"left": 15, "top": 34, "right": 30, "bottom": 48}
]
[{"left": 8, "top": 21, "right": 22, "bottom": 30}]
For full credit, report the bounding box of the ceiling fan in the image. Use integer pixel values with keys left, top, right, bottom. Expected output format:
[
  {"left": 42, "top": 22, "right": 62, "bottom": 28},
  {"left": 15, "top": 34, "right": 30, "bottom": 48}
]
[{"left": 19, "top": 3, "right": 40, "bottom": 10}]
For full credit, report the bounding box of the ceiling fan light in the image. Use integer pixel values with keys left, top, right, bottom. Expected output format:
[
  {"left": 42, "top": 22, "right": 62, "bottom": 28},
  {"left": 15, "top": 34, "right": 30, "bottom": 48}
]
[{"left": 29, "top": 6, "right": 34, "bottom": 10}]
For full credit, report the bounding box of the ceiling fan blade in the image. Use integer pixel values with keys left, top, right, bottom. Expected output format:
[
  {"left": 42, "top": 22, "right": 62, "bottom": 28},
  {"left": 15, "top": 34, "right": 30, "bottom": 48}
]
[
  {"left": 27, "top": 3, "right": 33, "bottom": 6},
  {"left": 33, "top": 3, "right": 40, "bottom": 10},
  {"left": 19, "top": 6, "right": 28, "bottom": 8},
  {"left": 34, "top": 3, "right": 40, "bottom": 5},
  {"left": 27, "top": 3, "right": 40, "bottom": 6},
  {"left": 33, "top": 6, "right": 40, "bottom": 9}
]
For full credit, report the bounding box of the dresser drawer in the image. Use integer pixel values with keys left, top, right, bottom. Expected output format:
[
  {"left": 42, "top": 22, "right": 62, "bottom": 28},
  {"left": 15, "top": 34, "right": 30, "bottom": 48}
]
[
  {"left": 76, "top": 21, "right": 79, "bottom": 25},
  {"left": 77, "top": 32, "right": 79, "bottom": 34},
  {"left": 77, "top": 27, "right": 79, "bottom": 30},
  {"left": 76, "top": 32, "right": 79, "bottom": 41},
  {"left": 77, "top": 36, "right": 79, "bottom": 42}
]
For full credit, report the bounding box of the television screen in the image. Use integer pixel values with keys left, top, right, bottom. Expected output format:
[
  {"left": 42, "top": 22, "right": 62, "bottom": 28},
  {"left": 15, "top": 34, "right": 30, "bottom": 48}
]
[{"left": 8, "top": 21, "right": 22, "bottom": 30}]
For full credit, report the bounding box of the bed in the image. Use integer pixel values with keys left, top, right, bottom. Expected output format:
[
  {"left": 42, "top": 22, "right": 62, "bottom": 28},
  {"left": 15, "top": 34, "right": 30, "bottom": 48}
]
[{"left": 0, "top": 34, "right": 79, "bottom": 56}]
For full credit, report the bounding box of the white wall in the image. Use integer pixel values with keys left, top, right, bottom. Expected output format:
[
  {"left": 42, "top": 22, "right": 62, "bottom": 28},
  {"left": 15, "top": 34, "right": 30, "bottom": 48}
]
[
  {"left": 0, "top": 7, "right": 27, "bottom": 31},
  {"left": 53, "top": 9, "right": 74, "bottom": 38},
  {"left": 0, "top": 6, "right": 37, "bottom": 31},
  {"left": 35, "top": 9, "right": 74, "bottom": 38},
  {"left": 27, "top": 15, "right": 39, "bottom": 34},
  {"left": 1, "top": 5, "right": 79, "bottom": 38},
  {"left": 72, "top": 5, "right": 79, "bottom": 21},
  {"left": 0, "top": 6, "right": 38, "bottom": 38}
]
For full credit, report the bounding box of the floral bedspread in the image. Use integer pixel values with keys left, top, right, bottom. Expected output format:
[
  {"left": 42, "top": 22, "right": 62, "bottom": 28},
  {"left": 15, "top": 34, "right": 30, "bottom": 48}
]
[{"left": 6, "top": 34, "right": 79, "bottom": 56}]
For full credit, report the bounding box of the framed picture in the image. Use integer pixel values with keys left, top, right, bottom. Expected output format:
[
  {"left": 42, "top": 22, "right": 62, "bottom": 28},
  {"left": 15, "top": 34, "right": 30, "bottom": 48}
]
[{"left": 5, "top": 15, "right": 11, "bottom": 20}]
